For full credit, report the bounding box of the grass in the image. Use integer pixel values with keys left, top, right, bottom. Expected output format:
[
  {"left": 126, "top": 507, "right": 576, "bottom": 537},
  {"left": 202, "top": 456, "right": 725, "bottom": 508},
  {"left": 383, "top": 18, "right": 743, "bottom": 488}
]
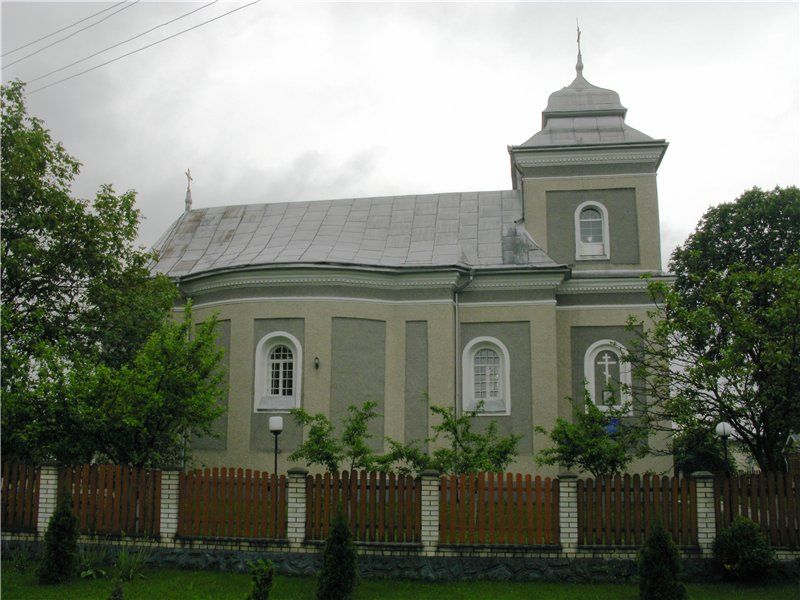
[{"left": 2, "top": 565, "right": 798, "bottom": 600}]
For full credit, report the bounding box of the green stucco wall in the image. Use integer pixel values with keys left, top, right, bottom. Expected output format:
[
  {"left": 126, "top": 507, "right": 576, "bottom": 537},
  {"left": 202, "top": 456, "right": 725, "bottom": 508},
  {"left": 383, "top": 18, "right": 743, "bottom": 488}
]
[
  {"left": 546, "top": 189, "right": 639, "bottom": 266},
  {"left": 404, "top": 320, "right": 429, "bottom": 451},
  {"left": 331, "top": 317, "right": 386, "bottom": 452}
]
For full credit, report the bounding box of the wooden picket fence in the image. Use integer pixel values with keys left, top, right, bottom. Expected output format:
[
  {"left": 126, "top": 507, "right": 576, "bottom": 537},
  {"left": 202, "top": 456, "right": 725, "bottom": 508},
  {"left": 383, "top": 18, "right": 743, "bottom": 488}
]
[
  {"left": 1, "top": 461, "right": 40, "bottom": 533},
  {"left": 715, "top": 472, "right": 800, "bottom": 548},
  {"left": 305, "top": 470, "right": 421, "bottom": 543},
  {"left": 439, "top": 473, "right": 560, "bottom": 545},
  {"left": 578, "top": 475, "right": 697, "bottom": 546},
  {"left": 59, "top": 464, "right": 161, "bottom": 537},
  {"left": 178, "top": 467, "right": 287, "bottom": 539}
]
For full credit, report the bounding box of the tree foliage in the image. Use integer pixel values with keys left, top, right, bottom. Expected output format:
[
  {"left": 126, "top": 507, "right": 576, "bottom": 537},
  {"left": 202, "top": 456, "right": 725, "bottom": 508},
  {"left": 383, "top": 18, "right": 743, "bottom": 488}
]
[
  {"left": 290, "top": 400, "right": 520, "bottom": 476},
  {"left": 638, "top": 520, "right": 687, "bottom": 600},
  {"left": 316, "top": 508, "right": 358, "bottom": 600},
  {"left": 713, "top": 517, "right": 775, "bottom": 581},
  {"left": 627, "top": 187, "right": 800, "bottom": 472},
  {"left": 1, "top": 80, "right": 224, "bottom": 467},
  {"left": 671, "top": 427, "right": 736, "bottom": 476},
  {"left": 535, "top": 394, "right": 649, "bottom": 477}
]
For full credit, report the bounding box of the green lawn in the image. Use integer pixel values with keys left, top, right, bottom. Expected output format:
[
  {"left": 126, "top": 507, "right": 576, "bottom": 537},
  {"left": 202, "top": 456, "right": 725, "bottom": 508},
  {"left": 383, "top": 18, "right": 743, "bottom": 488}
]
[{"left": 2, "top": 566, "right": 798, "bottom": 599}]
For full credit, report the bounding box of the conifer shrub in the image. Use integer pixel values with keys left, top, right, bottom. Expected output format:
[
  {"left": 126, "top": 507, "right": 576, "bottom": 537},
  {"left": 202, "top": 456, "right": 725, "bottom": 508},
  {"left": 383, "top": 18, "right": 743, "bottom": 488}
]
[
  {"left": 38, "top": 494, "right": 79, "bottom": 584},
  {"left": 713, "top": 516, "right": 775, "bottom": 581},
  {"left": 316, "top": 507, "right": 358, "bottom": 600},
  {"left": 638, "top": 520, "right": 687, "bottom": 600},
  {"left": 246, "top": 559, "right": 274, "bottom": 600}
]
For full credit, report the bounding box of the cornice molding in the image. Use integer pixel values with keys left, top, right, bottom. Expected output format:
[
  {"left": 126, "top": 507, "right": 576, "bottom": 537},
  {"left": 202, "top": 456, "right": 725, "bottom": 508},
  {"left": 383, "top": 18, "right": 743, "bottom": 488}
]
[{"left": 558, "top": 277, "right": 652, "bottom": 295}]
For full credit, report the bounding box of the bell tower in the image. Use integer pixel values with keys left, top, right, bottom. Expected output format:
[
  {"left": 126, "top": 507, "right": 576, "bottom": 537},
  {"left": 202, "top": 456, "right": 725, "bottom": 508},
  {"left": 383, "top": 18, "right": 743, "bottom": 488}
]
[{"left": 508, "top": 42, "right": 668, "bottom": 273}]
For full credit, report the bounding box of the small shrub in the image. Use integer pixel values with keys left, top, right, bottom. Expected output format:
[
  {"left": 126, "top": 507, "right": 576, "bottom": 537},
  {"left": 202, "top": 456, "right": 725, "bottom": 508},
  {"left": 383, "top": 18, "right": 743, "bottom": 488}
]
[
  {"left": 638, "top": 520, "right": 687, "bottom": 600},
  {"left": 10, "top": 544, "right": 36, "bottom": 573},
  {"left": 108, "top": 578, "right": 124, "bottom": 600},
  {"left": 79, "top": 545, "right": 110, "bottom": 579},
  {"left": 316, "top": 507, "right": 358, "bottom": 600},
  {"left": 114, "top": 546, "right": 152, "bottom": 582},
  {"left": 38, "top": 494, "right": 80, "bottom": 584},
  {"left": 246, "top": 559, "right": 274, "bottom": 600},
  {"left": 713, "top": 516, "right": 775, "bottom": 581}
]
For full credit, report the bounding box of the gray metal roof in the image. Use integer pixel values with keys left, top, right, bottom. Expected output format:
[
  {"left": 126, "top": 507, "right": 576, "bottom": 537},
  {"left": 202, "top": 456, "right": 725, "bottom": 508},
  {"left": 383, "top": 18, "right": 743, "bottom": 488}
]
[
  {"left": 152, "top": 190, "right": 559, "bottom": 278},
  {"left": 520, "top": 58, "right": 655, "bottom": 148}
]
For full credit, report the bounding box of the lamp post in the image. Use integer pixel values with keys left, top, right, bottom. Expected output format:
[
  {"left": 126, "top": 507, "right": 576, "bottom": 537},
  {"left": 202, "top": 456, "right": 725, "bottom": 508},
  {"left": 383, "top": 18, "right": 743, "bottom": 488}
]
[
  {"left": 715, "top": 421, "right": 732, "bottom": 473},
  {"left": 269, "top": 416, "right": 283, "bottom": 537}
]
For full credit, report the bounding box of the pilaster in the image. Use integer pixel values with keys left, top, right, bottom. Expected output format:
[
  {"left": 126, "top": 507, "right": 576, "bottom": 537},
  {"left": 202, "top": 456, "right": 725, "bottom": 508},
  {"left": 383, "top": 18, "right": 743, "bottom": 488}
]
[
  {"left": 692, "top": 471, "right": 716, "bottom": 556},
  {"left": 419, "top": 470, "right": 440, "bottom": 554},
  {"left": 287, "top": 467, "right": 308, "bottom": 546},
  {"left": 557, "top": 472, "right": 578, "bottom": 554},
  {"left": 36, "top": 464, "right": 59, "bottom": 535},
  {"left": 159, "top": 468, "right": 181, "bottom": 541}
]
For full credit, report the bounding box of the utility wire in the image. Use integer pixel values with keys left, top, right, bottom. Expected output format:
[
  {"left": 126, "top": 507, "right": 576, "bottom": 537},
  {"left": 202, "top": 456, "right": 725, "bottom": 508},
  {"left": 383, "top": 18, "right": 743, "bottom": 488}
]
[
  {"left": 2, "top": 1, "right": 128, "bottom": 57},
  {"left": 27, "top": 1, "right": 219, "bottom": 85},
  {"left": 4, "top": 1, "right": 141, "bottom": 69},
  {"left": 28, "top": 1, "right": 261, "bottom": 96}
]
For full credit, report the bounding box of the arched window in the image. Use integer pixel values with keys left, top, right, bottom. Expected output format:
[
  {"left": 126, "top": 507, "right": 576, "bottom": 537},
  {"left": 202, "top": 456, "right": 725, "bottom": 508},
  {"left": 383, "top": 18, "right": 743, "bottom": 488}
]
[
  {"left": 254, "top": 332, "right": 302, "bottom": 412},
  {"left": 583, "top": 339, "right": 632, "bottom": 413},
  {"left": 462, "top": 337, "right": 511, "bottom": 416},
  {"left": 574, "top": 201, "right": 610, "bottom": 260}
]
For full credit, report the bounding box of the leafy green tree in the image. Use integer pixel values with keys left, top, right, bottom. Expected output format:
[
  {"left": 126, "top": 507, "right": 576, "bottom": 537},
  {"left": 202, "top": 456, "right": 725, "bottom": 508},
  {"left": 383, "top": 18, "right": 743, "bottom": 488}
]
[
  {"left": 535, "top": 394, "right": 649, "bottom": 477},
  {"left": 627, "top": 187, "right": 800, "bottom": 472},
  {"left": 38, "top": 495, "right": 79, "bottom": 584},
  {"left": 1, "top": 81, "right": 224, "bottom": 467},
  {"left": 290, "top": 401, "right": 379, "bottom": 473},
  {"left": 671, "top": 427, "right": 736, "bottom": 476},
  {"left": 713, "top": 517, "right": 775, "bottom": 581}
]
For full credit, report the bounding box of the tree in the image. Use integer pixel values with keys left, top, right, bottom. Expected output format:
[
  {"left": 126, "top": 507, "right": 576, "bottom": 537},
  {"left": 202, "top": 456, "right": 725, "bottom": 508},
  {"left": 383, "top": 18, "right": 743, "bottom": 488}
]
[
  {"left": 1, "top": 81, "right": 224, "bottom": 466},
  {"left": 535, "top": 394, "right": 649, "bottom": 477},
  {"left": 38, "top": 495, "right": 79, "bottom": 584},
  {"left": 316, "top": 509, "right": 358, "bottom": 600},
  {"left": 627, "top": 187, "right": 800, "bottom": 472},
  {"left": 290, "top": 401, "right": 379, "bottom": 473},
  {"left": 671, "top": 427, "right": 736, "bottom": 476},
  {"left": 638, "top": 520, "right": 687, "bottom": 600}
]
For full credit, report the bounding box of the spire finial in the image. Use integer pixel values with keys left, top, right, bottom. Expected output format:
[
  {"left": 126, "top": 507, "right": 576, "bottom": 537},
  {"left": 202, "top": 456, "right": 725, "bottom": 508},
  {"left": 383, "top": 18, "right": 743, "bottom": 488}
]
[
  {"left": 576, "top": 20, "right": 584, "bottom": 75},
  {"left": 184, "top": 168, "right": 193, "bottom": 212}
]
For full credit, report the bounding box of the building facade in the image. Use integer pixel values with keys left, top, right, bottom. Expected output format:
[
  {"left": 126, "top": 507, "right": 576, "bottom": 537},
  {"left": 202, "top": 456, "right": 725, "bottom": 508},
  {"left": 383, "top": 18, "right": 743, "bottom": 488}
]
[{"left": 153, "top": 52, "right": 672, "bottom": 475}]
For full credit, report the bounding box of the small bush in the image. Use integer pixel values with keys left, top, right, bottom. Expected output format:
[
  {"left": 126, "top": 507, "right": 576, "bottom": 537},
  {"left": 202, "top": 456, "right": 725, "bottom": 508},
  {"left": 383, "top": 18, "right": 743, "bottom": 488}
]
[
  {"left": 108, "top": 578, "right": 124, "bottom": 600},
  {"left": 713, "top": 516, "right": 775, "bottom": 581},
  {"left": 79, "top": 545, "right": 110, "bottom": 579},
  {"left": 10, "top": 544, "right": 36, "bottom": 573},
  {"left": 316, "top": 507, "right": 358, "bottom": 600},
  {"left": 38, "top": 494, "right": 80, "bottom": 584},
  {"left": 114, "top": 546, "right": 152, "bottom": 582},
  {"left": 638, "top": 520, "right": 687, "bottom": 600},
  {"left": 246, "top": 559, "right": 274, "bottom": 600}
]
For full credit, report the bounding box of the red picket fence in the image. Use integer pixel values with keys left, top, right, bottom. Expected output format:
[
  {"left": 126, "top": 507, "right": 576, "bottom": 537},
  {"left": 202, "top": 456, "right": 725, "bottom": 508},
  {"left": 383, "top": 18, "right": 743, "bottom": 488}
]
[
  {"left": 715, "top": 472, "right": 800, "bottom": 548},
  {"left": 439, "top": 473, "right": 560, "bottom": 545},
  {"left": 178, "top": 467, "right": 287, "bottom": 539},
  {"left": 1, "top": 461, "right": 40, "bottom": 533},
  {"left": 59, "top": 464, "right": 161, "bottom": 537},
  {"left": 577, "top": 475, "right": 697, "bottom": 547},
  {"left": 306, "top": 470, "right": 421, "bottom": 543}
]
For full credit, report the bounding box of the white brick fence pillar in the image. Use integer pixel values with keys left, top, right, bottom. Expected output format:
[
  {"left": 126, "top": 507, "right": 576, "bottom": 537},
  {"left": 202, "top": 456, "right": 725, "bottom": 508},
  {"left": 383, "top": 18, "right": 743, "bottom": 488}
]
[
  {"left": 692, "top": 471, "right": 716, "bottom": 556},
  {"left": 287, "top": 467, "right": 308, "bottom": 547},
  {"left": 419, "top": 470, "right": 440, "bottom": 554},
  {"left": 36, "top": 463, "right": 60, "bottom": 535},
  {"left": 558, "top": 472, "right": 579, "bottom": 555},
  {"left": 159, "top": 468, "right": 181, "bottom": 541}
]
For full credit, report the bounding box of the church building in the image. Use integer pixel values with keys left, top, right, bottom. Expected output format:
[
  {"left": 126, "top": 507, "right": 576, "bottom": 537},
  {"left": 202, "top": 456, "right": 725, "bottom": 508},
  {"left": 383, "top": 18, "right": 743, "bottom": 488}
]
[{"left": 153, "top": 48, "right": 672, "bottom": 475}]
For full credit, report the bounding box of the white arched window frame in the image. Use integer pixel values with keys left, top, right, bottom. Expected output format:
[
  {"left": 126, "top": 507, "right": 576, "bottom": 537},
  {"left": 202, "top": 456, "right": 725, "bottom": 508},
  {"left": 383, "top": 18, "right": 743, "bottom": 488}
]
[
  {"left": 574, "top": 201, "right": 610, "bottom": 260},
  {"left": 583, "top": 339, "right": 632, "bottom": 414},
  {"left": 254, "top": 331, "right": 302, "bottom": 412},
  {"left": 462, "top": 336, "right": 511, "bottom": 416}
]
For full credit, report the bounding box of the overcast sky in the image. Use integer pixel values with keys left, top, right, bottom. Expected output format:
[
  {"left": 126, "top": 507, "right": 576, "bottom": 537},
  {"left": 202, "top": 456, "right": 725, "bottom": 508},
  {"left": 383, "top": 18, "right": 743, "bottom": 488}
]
[{"left": 2, "top": 1, "right": 798, "bottom": 267}]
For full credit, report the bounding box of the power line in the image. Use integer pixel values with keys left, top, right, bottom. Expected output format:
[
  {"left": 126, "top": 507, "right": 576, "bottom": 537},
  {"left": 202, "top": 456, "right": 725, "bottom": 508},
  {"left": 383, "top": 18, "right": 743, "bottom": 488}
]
[
  {"left": 2, "top": 1, "right": 128, "bottom": 57},
  {"left": 28, "top": 1, "right": 219, "bottom": 85},
  {"left": 27, "top": 1, "right": 261, "bottom": 96},
  {"left": 4, "top": 1, "right": 141, "bottom": 69}
]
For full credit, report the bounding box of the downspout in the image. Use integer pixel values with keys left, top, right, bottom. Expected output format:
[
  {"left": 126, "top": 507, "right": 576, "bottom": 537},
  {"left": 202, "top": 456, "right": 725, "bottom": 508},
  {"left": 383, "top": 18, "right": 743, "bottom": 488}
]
[{"left": 453, "top": 269, "right": 476, "bottom": 416}]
